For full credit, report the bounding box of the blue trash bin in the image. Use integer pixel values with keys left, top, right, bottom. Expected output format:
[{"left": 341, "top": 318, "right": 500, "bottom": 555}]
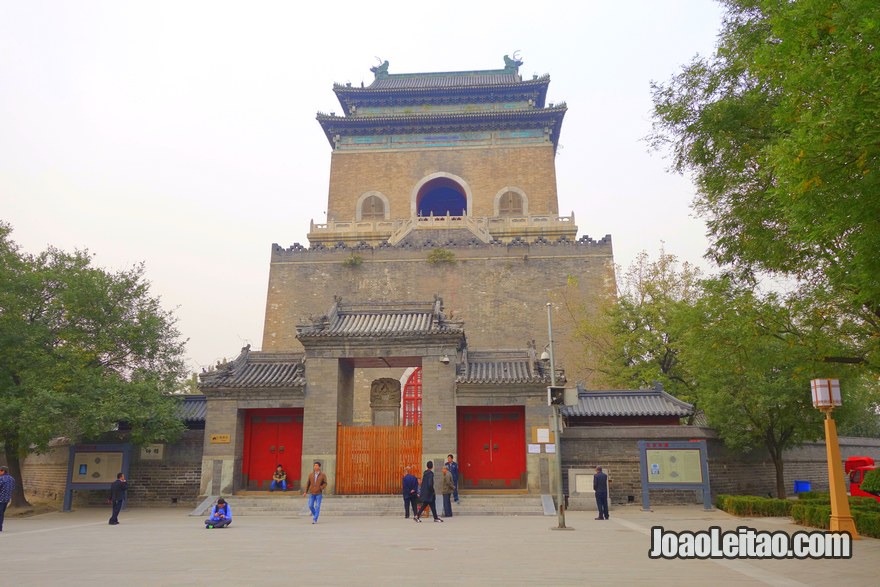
[{"left": 794, "top": 480, "right": 811, "bottom": 494}]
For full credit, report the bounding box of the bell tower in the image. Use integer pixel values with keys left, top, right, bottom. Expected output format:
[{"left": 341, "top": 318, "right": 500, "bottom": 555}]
[{"left": 310, "top": 56, "right": 576, "bottom": 246}]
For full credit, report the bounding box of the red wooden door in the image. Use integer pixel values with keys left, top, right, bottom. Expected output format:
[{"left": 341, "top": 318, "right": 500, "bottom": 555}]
[
  {"left": 457, "top": 406, "right": 526, "bottom": 489},
  {"left": 243, "top": 409, "right": 303, "bottom": 490}
]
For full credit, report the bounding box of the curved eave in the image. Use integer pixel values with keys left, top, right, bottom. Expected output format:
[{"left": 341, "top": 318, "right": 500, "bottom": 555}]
[
  {"left": 333, "top": 79, "right": 552, "bottom": 111},
  {"left": 317, "top": 107, "right": 567, "bottom": 151}
]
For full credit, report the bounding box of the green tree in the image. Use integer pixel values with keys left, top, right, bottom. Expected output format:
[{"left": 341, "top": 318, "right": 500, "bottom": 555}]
[
  {"left": 572, "top": 250, "right": 702, "bottom": 403},
  {"left": 0, "top": 223, "right": 187, "bottom": 507},
  {"left": 677, "top": 278, "right": 856, "bottom": 498},
  {"left": 650, "top": 0, "right": 880, "bottom": 369}
]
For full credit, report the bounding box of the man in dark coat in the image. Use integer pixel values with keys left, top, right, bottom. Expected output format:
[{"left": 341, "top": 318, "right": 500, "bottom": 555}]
[
  {"left": 593, "top": 466, "right": 609, "bottom": 520},
  {"left": 415, "top": 461, "right": 441, "bottom": 522},
  {"left": 108, "top": 472, "right": 128, "bottom": 525},
  {"left": 402, "top": 466, "right": 419, "bottom": 519},
  {"left": 0, "top": 465, "right": 15, "bottom": 532}
]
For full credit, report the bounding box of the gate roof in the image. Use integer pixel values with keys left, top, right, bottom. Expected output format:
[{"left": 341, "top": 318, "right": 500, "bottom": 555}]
[{"left": 297, "top": 297, "right": 464, "bottom": 340}]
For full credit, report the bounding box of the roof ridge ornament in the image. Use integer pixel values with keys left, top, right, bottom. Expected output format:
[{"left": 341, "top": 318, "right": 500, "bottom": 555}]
[
  {"left": 370, "top": 58, "right": 390, "bottom": 79},
  {"left": 503, "top": 52, "right": 523, "bottom": 74}
]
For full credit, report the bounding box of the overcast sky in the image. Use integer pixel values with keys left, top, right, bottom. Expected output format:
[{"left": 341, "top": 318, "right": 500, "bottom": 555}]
[{"left": 1, "top": 1, "right": 726, "bottom": 372}]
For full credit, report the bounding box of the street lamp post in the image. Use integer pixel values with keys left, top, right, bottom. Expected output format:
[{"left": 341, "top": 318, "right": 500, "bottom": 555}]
[
  {"left": 546, "top": 302, "right": 568, "bottom": 530},
  {"left": 810, "top": 378, "right": 859, "bottom": 539}
]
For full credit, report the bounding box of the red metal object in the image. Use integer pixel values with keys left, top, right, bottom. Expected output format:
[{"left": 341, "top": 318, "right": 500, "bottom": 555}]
[
  {"left": 457, "top": 406, "right": 526, "bottom": 489},
  {"left": 846, "top": 456, "right": 879, "bottom": 501},
  {"left": 242, "top": 409, "right": 304, "bottom": 490}
]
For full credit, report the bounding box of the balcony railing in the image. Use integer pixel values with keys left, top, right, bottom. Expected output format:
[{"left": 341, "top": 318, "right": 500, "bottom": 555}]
[{"left": 309, "top": 213, "right": 576, "bottom": 244}]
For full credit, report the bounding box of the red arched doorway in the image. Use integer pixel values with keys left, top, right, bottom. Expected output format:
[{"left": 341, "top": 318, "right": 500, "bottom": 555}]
[
  {"left": 403, "top": 367, "right": 422, "bottom": 425},
  {"left": 417, "top": 177, "right": 466, "bottom": 216}
]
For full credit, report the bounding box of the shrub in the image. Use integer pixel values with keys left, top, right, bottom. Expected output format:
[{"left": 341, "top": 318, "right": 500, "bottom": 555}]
[
  {"left": 342, "top": 254, "right": 363, "bottom": 268},
  {"left": 853, "top": 511, "right": 880, "bottom": 538},
  {"left": 797, "top": 491, "right": 829, "bottom": 501},
  {"left": 849, "top": 496, "right": 880, "bottom": 513},
  {"left": 791, "top": 503, "right": 830, "bottom": 529},
  {"left": 861, "top": 468, "right": 880, "bottom": 495},
  {"left": 715, "top": 495, "right": 793, "bottom": 517},
  {"left": 426, "top": 248, "right": 456, "bottom": 265}
]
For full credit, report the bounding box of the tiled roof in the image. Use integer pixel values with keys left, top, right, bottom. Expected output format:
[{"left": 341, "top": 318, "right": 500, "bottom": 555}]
[
  {"left": 561, "top": 387, "right": 694, "bottom": 418},
  {"left": 369, "top": 72, "right": 520, "bottom": 89},
  {"left": 199, "top": 347, "right": 305, "bottom": 389},
  {"left": 455, "top": 350, "right": 557, "bottom": 385},
  {"left": 297, "top": 298, "right": 463, "bottom": 338},
  {"left": 178, "top": 395, "right": 207, "bottom": 421}
]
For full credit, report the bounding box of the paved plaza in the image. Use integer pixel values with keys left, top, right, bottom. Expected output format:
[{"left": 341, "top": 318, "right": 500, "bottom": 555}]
[{"left": 2, "top": 505, "right": 877, "bottom": 586}]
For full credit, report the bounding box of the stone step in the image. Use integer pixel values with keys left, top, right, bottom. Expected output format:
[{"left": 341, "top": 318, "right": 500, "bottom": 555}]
[{"left": 225, "top": 494, "right": 545, "bottom": 517}]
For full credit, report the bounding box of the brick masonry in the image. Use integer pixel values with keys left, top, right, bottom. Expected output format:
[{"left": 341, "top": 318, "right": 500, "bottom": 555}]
[
  {"left": 263, "top": 240, "right": 615, "bottom": 386},
  {"left": 326, "top": 145, "right": 560, "bottom": 221}
]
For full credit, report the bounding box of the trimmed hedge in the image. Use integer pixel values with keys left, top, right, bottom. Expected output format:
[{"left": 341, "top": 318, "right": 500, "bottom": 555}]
[
  {"left": 797, "top": 491, "right": 829, "bottom": 501},
  {"left": 790, "top": 503, "right": 830, "bottom": 529},
  {"left": 715, "top": 495, "right": 793, "bottom": 517},
  {"left": 717, "top": 494, "right": 880, "bottom": 537},
  {"left": 854, "top": 510, "right": 880, "bottom": 538},
  {"left": 849, "top": 496, "right": 880, "bottom": 513}
]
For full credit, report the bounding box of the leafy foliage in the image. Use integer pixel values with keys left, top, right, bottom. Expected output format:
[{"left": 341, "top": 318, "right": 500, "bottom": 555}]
[
  {"left": 0, "top": 223, "right": 187, "bottom": 506},
  {"left": 861, "top": 468, "right": 880, "bottom": 495},
  {"left": 426, "top": 248, "right": 456, "bottom": 265},
  {"left": 569, "top": 250, "right": 702, "bottom": 402},
  {"left": 650, "top": 0, "right": 880, "bottom": 370}
]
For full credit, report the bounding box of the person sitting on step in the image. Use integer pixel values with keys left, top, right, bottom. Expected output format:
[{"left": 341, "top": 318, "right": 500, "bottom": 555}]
[{"left": 270, "top": 465, "right": 287, "bottom": 492}]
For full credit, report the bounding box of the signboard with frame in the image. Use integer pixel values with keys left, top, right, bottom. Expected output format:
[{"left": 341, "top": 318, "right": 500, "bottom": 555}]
[
  {"left": 638, "top": 440, "right": 712, "bottom": 511},
  {"left": 63, "top": 443, "right": 132, "bottom": 512}
]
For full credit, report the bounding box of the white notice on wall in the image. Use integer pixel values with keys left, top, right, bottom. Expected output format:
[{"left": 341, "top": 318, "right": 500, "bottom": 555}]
[
  {"left": 536, "top": 428, "right": 551, "bottom": 443},
  {"left": 545, "top": 444, "right": 557, "bottom": 454},
  {"left": 528, "top": 444, "right": 541, "bottom": 454}
]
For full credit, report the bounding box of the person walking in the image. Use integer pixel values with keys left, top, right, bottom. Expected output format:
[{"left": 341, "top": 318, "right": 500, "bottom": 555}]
[
  {"left": 0, "top": 465, "right": 15, "bottom": 532},
  {"left": 593, "top": 466, "right": 609, "bottom": 520},
  {"left": 415, "top": 461, "right": 441, "bottom": 523},
  {"left": 108, "top": 472, "right": 128, "bottom": 525},
  {"left": 402, "top": 466, "right": 419, "bottom": 519},
  {"left": 446, "top": 454, "right": 460, "bottom": 503},
  {"left": 441, "top": 465, "right": 454, "bottom": 518},
  {"left": 303, "top": 461, "right": 327, "bottom": 524}
]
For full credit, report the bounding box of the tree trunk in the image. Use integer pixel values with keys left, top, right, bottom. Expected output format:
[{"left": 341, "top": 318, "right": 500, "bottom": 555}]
[
  {"left": 771, "top": 452, "right": 786, "bottom": 500},
  {"left": 3, "top": 434, "right": 31, "bottom": 508}
]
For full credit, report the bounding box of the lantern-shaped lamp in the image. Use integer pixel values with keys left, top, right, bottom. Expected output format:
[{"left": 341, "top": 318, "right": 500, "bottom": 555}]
[{"left": 810, "top": 378, "right": 841, "bottom": 409}]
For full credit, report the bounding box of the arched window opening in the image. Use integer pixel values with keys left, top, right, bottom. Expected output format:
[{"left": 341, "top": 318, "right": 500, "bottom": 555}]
[
  {"left": 361, "top": 195, "right": 385, "bottom": 220},
  {"left": 403, "top": 367, "right": 422, "bottom": 426},
  {"left": 417, "top": 178, "right": 466, "bottom": 217},
  {"left": 498, "top": 191, "right": 524, "bottom": 216}
]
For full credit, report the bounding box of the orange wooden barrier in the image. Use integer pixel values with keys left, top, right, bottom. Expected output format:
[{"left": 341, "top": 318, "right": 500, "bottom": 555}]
[{"left": 336, "top": 425, "right": 423, "bottom": 494}]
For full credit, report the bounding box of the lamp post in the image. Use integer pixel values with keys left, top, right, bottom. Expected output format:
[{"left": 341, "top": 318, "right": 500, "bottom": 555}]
[
  {"left": 810, "top": 378, "right": 859, "bottom": 539},
  {"left": 545, "top": 302, "right": 568, "bottom": 530}
]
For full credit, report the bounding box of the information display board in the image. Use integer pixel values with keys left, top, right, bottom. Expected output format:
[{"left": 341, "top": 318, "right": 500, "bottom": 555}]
[
  {"left": 71, "top": 451, "right": 124, "bottom": 484},
  {"left": 645, "top": 449, "right": 703, "bottom": 484},
  {"left": 63, "top": 443, "right": 132, "bottom": 511},
  {"left": 638, "top": 440, "right": 712, "bottom": 511}
]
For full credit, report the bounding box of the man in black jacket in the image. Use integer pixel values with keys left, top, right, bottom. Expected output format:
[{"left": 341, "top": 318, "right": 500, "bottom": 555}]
[
  {"left": 593, "top": 466, "right": 609, "bottom": 520},
  {"left": 108, "top": 472, "right": 128, "bottom": 525},
  {"left": 402, "top": 466, "right": 419, "bottom": 519},
  {"left": 414, "top": 461, "right": 442, "bottom": 522}
]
